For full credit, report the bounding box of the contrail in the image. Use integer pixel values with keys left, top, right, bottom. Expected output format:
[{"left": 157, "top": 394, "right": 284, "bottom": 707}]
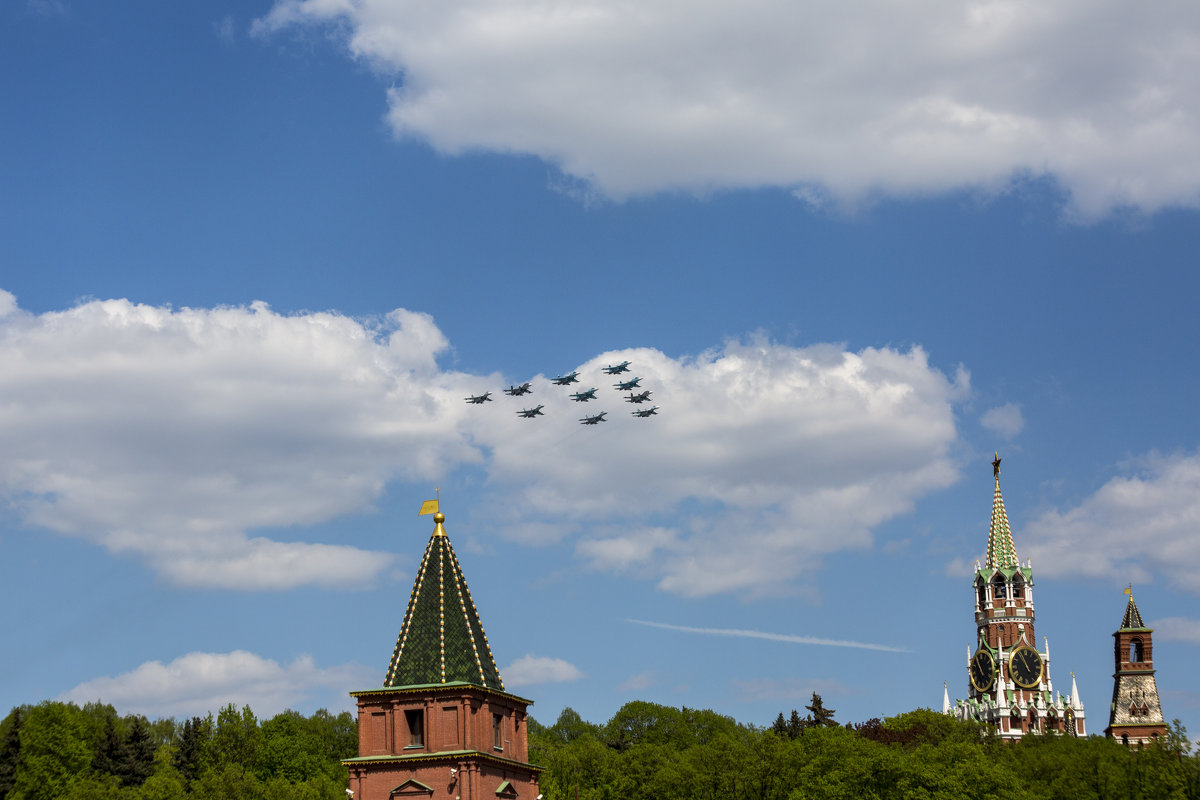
[{"left": 627, "top": 619, "right": 910, "bottom": 653}]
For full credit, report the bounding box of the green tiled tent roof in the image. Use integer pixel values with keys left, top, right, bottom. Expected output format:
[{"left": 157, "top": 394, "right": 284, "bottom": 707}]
[
  {"left": 1120, "top": 594, "right": 1147, "bottom": 630},
  {"left": 385, "top": 513, "right": 504, "bottom": 690},
  {"left": 985, "top": 456, "right": 1020, "bottom": 569}
]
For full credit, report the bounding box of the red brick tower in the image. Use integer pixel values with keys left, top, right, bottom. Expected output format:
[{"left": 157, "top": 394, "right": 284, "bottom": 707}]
[
  {"left": 949, "top": 454, "right": 1085, "bottom": 739},
  {"left": 1105, "top": 589, "right": 1168, "bottom": 747},
  {"left": 345, "top": 509, "right": 541, "bottom": 800}
]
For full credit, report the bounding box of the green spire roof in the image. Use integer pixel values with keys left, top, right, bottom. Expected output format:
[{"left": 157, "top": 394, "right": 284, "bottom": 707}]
[
  {"left": 1120, "top": 593, "right": 1146, "bottom": 629},
  {"left": 985, "top": 454, "right": 1020, "bottom": 569},
  {"left": 385, "top": 513, "right": 504, "bottom": 691}
]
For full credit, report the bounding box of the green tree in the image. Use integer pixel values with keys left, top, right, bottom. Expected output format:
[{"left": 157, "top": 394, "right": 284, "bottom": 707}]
[
  {"left": 804, "top": 692, "right": 836, "bottom": 728},
  {"left": 10, "top": 701, "right": 93, "bottom": 800},
  {"left": 258, "top": 710, "right": 322, "bottom": 782},
  {"left": 302, "top": 708, "right": 356, "bottom": 780},
  {"left": 0, "top": 707, "right": 25, "bottom": 798},
  {"left": 137, "top": 743, "right": 188, "bottom": 800},
  {"left": 172, "top": 716, "right": 209, "bottom": 783},
  {"left": 117, "top": 716, "right": 155, "bottom": 787},
  {"left": 212, "top": 704, "right": 260, "bottom": 776},
  {"left": 92, "top": 714, "right": 124, "bottom": 777}
]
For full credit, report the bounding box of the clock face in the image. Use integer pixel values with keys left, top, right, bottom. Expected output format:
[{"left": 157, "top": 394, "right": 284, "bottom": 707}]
[
  {"left": 1009, "top": 646, "right": 1043, "bottom": 689},
  {"left": 969, "top": 648, "right": 996, "bottom": 692}
]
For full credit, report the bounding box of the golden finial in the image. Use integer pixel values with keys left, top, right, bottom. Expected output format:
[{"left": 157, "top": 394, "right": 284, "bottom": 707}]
[
  {"left": 1124, "top": 583, "right": 1133, "bottom": 597},
  {"left": 992, "top": 452, "right": 1002, "bottom": 479}
]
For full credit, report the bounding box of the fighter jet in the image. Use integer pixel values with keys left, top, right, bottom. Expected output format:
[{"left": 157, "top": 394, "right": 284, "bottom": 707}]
[
  {"left": 632, "top": 406, "right": 659, "bottom": 418},
  {"left": 516, "top": 405, "right": 544, "bottom": 418},
  {"left": 551, "top": 371, "right": 581, "bottom": 385},
  {"left": 464, "top": 392, "right": 493, "bottom": 404},
  {"left": 579, "top": 412, "right": 607, "bottom": 425},
  {"left": 504, "top": 382, "right": 533, "bottom": 396},
  {"left": 570, "top": 388, "right": 599, "bottom": 402},
  {"left": 613, "top": 377, "right": 642, "bottom": 391},
  {"left": 625, "top": 390, "right": 652, "bottom": 404},
  {"left": 602, "top": 361, "right": 632, "bottom": 375}
]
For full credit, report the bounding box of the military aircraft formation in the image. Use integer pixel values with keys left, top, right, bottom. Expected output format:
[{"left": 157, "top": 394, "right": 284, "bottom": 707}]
[{"left": 465, "top": 361, "right": 659, "bottom": 424}]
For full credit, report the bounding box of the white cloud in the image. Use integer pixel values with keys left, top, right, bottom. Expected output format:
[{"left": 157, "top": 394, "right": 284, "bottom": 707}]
[
  {"left": 0, "top": 293, "right": 484, "bottom": 590},
  {"left": 1151, "top": 617, "right": 1200, "bottom": 646},
  {"left": 628, "top": 620, "right": 909, "bottom": 653},
  {"left": 501, "top": 655, "right": 585, "bottom": 687},
  {"left": 25, "top": 0, "right": 67, "bottom": 17},
  {"left": 480, "top": 341, "right": 966, "bottom": 597},
  {"left": 215, "top": 15, "right": 235, "bottom": 45},
  {"left": 981, "top": 403, "right": 1025, "bottom": 439},
  {"left": 0, "top": 291, "right": 964, "bottom": 598},
  {"left": 617, "top": 671, "right": 656, "bottom": 693},
  {"left": 254, "top": 0, "right": 1200, "bottom": 217},
  {"left": 58, "top": 651, "right": 372, "bottom": 718},
  {"left": 1024, "top": 451, "right": 1200, "bottom": 593}
]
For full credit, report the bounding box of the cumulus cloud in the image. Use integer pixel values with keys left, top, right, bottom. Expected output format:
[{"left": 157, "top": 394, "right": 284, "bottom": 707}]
[
  {"left": 1024, "top": 451, "right": 1200, "bottom": 593},
  {"left": 253, "top": 0, "right": 1200, "bottom": 217},
  {"left": 981, "top": 403, "right": 1024, "bottom": 439},
  {"left": 478, "top": 341, "right": 966, "bottom": 597},
  {"left": 0, "top": 292, "right": 483, "bottom": 589},
  {"left": 58, "top": 651, "right": 372, "bottom": 718},
  {"left": 0, "top": 290, "right": 964, "bottom": 597},
  {"left": 502, "top": 655, "right": 585, "bottom": 687},
  {"left": 1150, "top": 617, "right": 1200, "bottom": 645}
]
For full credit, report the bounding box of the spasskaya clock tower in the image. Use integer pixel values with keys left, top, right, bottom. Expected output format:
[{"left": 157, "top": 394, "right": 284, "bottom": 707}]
[{"left": 948, "top": 455, "right": 1085, "bottom": 739}]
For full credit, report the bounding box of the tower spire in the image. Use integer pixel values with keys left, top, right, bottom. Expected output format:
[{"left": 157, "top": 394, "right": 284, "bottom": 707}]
[
  {"left": 385, "top": 509, "right": 504, "bottom": 690},
  {"left": 1120, "top": 585, "right": 1145, "bottom": 629},
  {"left": 986, "top": 453, "right": 1020, "bottom": 568}
]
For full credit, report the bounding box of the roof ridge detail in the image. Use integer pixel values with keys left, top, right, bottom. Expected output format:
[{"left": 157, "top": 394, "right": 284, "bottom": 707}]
[
  {"left": 384, "top": 513, "right": 505, "bottom": 690},
  {"left": 985, "top": 454, "right": 1020, "bottom": 569}
]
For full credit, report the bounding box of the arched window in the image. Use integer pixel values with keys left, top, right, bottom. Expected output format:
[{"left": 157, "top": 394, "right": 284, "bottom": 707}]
[
  {"left": 993, "top": 575, "right": 1007, "bottom": 599},
  {"left": 1028, "top": 708, "right": 1039, "bottom": 732},
  {"left": 1011, "top": 574, "right": 1024, "bottom": 598},
  {"left": 1129, "top": 638, "right": 1144, "bottom": 663},
  {"left": 1122, "top": 733, "right": 1129, "bottom": 746}
]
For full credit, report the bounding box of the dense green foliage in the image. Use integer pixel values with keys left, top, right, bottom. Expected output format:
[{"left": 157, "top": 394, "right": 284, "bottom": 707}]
[
  {"left": 0, "top": 702, "right": 356, "bottom": 800},
  {"left": 531, "top": 699, "right": 1200, "bottom": 800},
  {"left": 4, "top": 696, "right": 1198, "bottom": 799}
]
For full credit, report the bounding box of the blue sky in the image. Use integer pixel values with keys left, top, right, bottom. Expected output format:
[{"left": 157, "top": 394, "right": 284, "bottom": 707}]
[{"left": 3, "top": 0, "right": 1200, "bottom": 744}]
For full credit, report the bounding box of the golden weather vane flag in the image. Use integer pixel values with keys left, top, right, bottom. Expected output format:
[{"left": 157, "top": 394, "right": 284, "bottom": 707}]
[{"left": 418, "top": 487, "right": 440, "bottom": 516}]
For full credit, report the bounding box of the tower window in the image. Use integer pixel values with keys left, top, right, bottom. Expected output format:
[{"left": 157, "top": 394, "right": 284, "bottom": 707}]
[
  {"left": 493, "top": 713, "right": 503, "bottom": 750},
  {"left": 993, "top": 576, "right": 1007, "bottom": 599},
  {"left": 405, "top": 710, "right": 424, "bottom": 747},
  {"left": 1129, "top": 638, "right": 1144, "bottom": 663}
]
